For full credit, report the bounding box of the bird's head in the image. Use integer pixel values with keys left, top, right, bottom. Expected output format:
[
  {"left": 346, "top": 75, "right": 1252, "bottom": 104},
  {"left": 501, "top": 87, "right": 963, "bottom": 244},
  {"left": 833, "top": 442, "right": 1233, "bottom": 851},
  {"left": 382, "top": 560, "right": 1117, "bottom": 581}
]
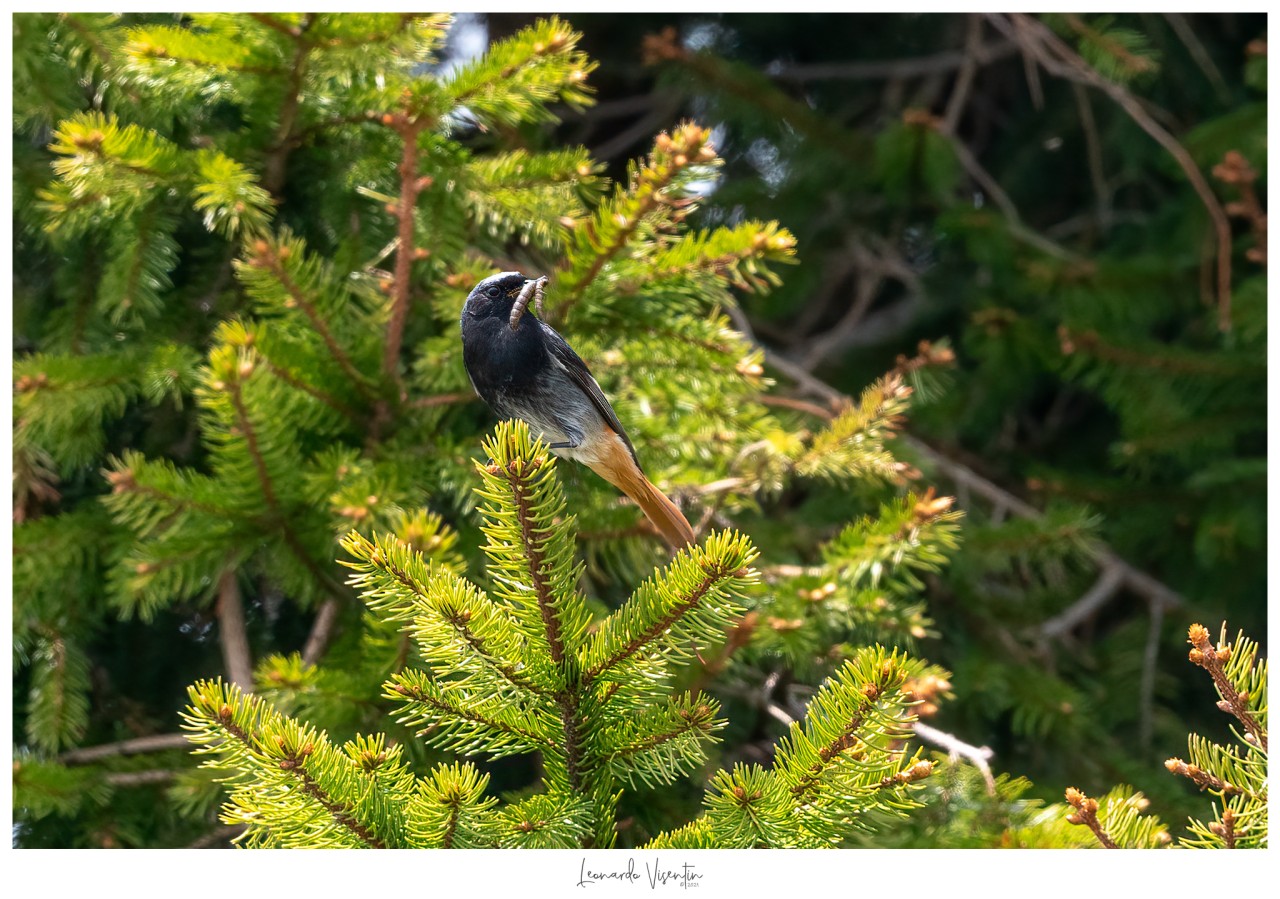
[{"left": 463, "top": 271, "right": 532, "bottom": 322}]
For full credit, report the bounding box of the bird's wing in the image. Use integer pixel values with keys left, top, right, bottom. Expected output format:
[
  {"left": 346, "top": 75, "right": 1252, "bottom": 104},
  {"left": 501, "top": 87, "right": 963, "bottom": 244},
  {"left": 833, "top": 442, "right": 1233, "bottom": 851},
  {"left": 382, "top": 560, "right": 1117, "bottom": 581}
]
[{"left": 539, "top": 321, "right": 641, "bottom": 467}]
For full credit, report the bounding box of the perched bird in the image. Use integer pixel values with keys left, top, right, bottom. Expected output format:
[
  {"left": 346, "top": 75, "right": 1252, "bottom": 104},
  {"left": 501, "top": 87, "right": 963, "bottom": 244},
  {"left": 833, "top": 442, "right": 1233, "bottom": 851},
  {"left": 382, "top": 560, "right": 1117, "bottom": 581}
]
[{"left": 460, "top": 271, "right": 695, "bottom": 548}]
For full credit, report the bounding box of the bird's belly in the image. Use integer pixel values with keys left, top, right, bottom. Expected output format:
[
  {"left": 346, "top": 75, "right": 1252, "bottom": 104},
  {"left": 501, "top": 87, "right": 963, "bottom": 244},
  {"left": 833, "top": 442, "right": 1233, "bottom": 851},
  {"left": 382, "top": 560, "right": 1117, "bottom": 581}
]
[{"left": 491, "top": 375, "right": 600, "bottom": 461}]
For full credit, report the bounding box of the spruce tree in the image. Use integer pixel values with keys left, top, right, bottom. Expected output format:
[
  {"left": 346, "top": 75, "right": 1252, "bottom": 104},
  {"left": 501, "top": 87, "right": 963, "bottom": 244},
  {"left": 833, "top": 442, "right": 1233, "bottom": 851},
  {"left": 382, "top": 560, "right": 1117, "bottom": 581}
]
[{"left": 14, "top": 12, "right": 957, "bottom": 848}]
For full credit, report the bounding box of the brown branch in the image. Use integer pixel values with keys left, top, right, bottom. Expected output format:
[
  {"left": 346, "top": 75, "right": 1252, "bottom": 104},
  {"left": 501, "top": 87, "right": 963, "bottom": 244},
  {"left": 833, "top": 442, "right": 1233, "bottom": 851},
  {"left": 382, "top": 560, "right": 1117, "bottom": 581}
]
[
  {"left": 410, "top": 391, "right": 475, "bottom": 409},
  {"left": 992, "top": 13, "right": 1234, "bottom": 331},
  {"left": 378, "top": 554, "right": 548, "bottom": 695},
  {"left": 301, "top": 597, "right": 341, "bottom": 667},
  {"left": 1213, "top": 808, "right": 1238, "bottom": 849},
  {"left": 103, "top": 769, "right": 178, "bottom": 787},
  {"left": 262, "top": 15, "right": 314, "bottom": 196},
  {"left": 289, "top": 758, "right": 386, "bottom": 848},
  {"left": 248, "top": 12, "right": 302, "bottom": 39},
  {"left": 216, "top": 569, "right": 254, "bottom": 692},
  {"left": 60, "top": 733, "right": 190, "bottom": 765},
  {"left": 261, "top": 356, "right": 362, "bottom": 423},
  {"left": 383, "top": 114, "right": 433, "bottom": 394},
  {"left": 1164, "top": 757, "right": 1242, "bottom": 796},
  {"left": 604, "top": 716, "right": 711, "bottom": 763},
  {"left": 773, "top": 39, "right": 1017, "bottom": 82},
  {"left": 557, "top": 692, "right": 584, "bottom": 791},
  {"left": 1064, "top": 787, "right": 1119, "bottom": 848}
]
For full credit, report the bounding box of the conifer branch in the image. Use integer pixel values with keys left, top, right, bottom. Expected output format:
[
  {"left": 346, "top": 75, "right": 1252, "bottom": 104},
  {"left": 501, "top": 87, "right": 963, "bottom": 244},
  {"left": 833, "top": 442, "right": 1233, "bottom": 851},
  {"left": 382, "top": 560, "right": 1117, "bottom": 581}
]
[
  {"left": 388, "top": 680, "right": 556, "bottom": 750},
  {"left": 555, "top": 122, "right": 717, "bottom": 320},
  {"left": 1186, "top": 624, "right": 1266, "bottom": 751},
  {"left": 287, "top": 755, "right": 387, "bottom": 849},
  {"left": 499, "top": 458, "right": 567, "bottom": 666},
  {"left": 1164, "top": 757, "right": 1242, "bottom": 796},
  {"left": 373, "top": 549, "right": 548, "bottom": 696},
  {"left": 585, "top": 567, "right": 724, "bottom": 683},
  {"left": 1064, "top": 787, "right": 1119, "bottom": 848},
  {"left": 248, "top": 243, "right": 379, "bottom": 407},
  {"left": 224, "top": 374, "right": 344, "bottom": 604},
  {"left": 259, "top": 355, "right": 362, "bottom": 423}
]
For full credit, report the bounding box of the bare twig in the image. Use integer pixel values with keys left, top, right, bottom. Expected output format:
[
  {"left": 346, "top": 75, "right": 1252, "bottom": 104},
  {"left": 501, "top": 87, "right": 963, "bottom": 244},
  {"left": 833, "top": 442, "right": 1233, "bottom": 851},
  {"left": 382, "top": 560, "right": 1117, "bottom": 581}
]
[
  {"left": 409, "top": 391, "right": 475, "bottom": 409},
  {"left": 1040, "top": 566, "right": 1125, "bottom": 640},
  {"left": 216, "top": 570, "right": 254, "bottom": 692},
  {"left": 301, "top": 597, "right": 342, "bottom": 667},
  {"left": 1163, "top": 13, "right": 1231, "bottom": 104},
  {"left": 773, "top": 40, "right": 1017, "bottom": 82},
  {"left": 188, "top": 824, "right": 247, "bottom": 849},
  {"left": 1137, "top": 600, "right": 1164, "bottom": 750},
  {"left": 591, "top": 92, "right": 685, "bottom": 161},
  {"left": 60, "top": 733, "right": 190, "bottom": 765},
  {"left": 943, "top": 15, "right": 985, "bottom": 133},
  {"left": 104, "top": 770, "right": 178, "bottom": 787},
  {"left": 991, "top": 13, "right": 1234, "bottom": 331},
  {"left": 946, "top": 134, "right": 1083, "bottom": 262},
  {"left": 1073, "top": 83, "right": 1111, "bottom": 235},
  {"left": 913, "top": 721, "right": 996, "bottom": 794}
]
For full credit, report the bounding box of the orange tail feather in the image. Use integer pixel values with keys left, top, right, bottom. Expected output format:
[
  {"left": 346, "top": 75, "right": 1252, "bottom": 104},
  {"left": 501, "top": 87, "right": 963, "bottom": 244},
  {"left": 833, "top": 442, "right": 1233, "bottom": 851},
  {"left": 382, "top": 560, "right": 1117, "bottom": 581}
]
[{"left": 587, "top": 437, "right": 695, "bottom": 549}]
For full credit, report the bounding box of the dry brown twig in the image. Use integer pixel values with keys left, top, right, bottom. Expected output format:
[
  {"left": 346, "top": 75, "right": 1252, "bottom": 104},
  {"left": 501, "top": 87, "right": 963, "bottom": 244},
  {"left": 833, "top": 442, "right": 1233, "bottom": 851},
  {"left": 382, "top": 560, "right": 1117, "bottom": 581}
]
[{"left": 988, "top": 13, "right": 1235, "bottom": 331}]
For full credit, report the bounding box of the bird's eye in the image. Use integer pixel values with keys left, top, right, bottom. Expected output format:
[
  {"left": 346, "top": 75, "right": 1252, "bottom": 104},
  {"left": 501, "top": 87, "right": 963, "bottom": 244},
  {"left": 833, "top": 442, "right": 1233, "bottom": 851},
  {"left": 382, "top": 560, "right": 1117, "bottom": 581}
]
[{"left": 486, "top": 286, "right": 501, "bottom": 299}]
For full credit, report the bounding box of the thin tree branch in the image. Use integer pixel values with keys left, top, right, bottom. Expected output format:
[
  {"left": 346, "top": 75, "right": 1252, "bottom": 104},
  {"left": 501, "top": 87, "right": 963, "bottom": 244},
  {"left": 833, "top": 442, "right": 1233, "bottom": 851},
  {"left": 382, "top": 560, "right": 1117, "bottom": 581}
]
[
  {"left": 1065, "top": 786, "right": 1119, "bottom": 848},
  {"left": 913, "top": 721, "right": 997, "bottom": 794},
  {"left": 991, "top": 13, "right": 1234, "bottom": 331},
  {"left": 1040, "top": 566, "right": 1125, "bottom": 640},
  {"left": 1137, "top": 599, "right": 1164, "bottom": 750},
  {"left": 301, "top": 597, "right": 341, "bottom": 667},
  {"left": 256, "top": 248, "right": 379, "bottom": 406},
  {"left": 60, "top": 733, "right": 190, "bottom": 765},
  {"left": 1163, "top": 13, "right": 1231, "bottom": 104},
  {"left": 103, "top": 769, "right": 178, "bottom": 787},
  {"left": 773, "top": 40, "right": 1017, "bottom": 82},
  {"left": 216, "top": 569, "right": 254, "bottom": 692},
  {"left": 188, "top": 824, "right": 247, "bottom": 849},
  {"left": 262, "top": 14, "right": 314, "bottom": 196},
  {"left": 383, "top": 119, "right": 430, "bottom": 391},
  {"left": 943, "top": 15, "right": 985, "bottom": 133}
]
